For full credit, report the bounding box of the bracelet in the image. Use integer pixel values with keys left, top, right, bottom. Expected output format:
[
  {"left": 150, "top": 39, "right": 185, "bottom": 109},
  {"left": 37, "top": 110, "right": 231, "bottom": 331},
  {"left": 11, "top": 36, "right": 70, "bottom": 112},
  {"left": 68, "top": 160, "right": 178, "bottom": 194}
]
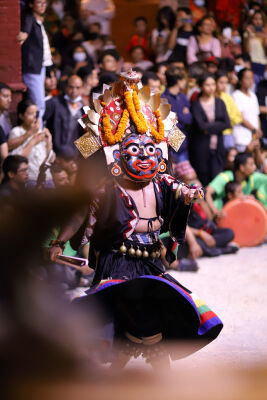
[
  {"left": 198, "top": 230, "right": 204, "bottom": 239},
  {"left": 50, "top": 239, "right": 66, "bottom": 250}
]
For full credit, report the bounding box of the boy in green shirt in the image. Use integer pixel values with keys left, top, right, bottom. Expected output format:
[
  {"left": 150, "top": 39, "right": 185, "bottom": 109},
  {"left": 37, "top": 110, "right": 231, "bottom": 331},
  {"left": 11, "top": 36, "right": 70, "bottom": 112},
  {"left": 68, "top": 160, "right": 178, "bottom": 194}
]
[{"left": 206, "top": 153, "right": 267, "bottom": 217}]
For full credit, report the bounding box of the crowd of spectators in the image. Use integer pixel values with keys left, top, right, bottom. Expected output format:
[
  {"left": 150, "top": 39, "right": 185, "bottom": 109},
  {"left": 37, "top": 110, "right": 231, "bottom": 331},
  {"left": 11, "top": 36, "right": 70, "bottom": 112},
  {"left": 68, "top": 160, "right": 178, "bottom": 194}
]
[{"left": 0, "top": 0, "right": 267, "bottom": 278}]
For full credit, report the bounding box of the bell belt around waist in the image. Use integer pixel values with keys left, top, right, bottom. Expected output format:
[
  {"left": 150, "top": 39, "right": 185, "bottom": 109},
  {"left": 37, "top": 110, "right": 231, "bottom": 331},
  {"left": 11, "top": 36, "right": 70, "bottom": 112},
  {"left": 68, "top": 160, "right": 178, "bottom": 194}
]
[{"left": 112, "top": 240, "right": 162, "bottom": 259}]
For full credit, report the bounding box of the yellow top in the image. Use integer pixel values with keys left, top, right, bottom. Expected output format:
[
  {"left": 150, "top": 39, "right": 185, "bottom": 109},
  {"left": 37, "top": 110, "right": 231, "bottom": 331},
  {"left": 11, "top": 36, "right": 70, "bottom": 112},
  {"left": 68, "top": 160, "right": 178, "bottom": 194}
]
[{"left": 220, "top": 92, "right": 242, "bottom": 136}]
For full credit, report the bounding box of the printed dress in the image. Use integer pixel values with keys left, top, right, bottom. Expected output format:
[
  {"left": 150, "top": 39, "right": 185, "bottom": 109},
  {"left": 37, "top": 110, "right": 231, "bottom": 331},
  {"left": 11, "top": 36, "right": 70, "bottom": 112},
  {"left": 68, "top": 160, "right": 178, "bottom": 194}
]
[{"left": 74, "top": 174, "right": 223, "bottom": 362}]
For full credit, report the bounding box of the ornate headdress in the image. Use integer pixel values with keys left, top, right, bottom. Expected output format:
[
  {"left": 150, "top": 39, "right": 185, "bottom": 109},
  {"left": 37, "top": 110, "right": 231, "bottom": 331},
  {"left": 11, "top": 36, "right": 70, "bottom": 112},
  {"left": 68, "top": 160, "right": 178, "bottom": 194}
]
[{"left": 75, "top": 70, "right": 185, "bottom": 178}]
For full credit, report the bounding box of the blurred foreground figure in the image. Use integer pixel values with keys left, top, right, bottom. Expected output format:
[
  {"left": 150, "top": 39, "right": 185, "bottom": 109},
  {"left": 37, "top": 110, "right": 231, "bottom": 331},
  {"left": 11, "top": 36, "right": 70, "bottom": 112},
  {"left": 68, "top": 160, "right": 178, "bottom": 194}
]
[{"left": 50, "top": 70, "right": 223, "bottom": 369}]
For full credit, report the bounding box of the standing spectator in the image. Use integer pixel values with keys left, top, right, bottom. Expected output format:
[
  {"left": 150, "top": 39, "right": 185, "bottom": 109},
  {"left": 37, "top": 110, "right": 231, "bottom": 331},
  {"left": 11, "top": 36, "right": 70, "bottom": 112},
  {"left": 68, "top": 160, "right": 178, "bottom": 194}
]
[
  {"left": 257, "top": 72, "right": 267, "bottom": 137},
  {"left": 187, "top": 15, "right": 221, "bottom": 64},
  {"left": 232, "top": 68, "right": 262, "bottom": 152},
  {"left": 151, "top": 7, "right": 176, "bottom": 63},
  {"left": 215, "top": 71, "right": 242, "bottom": 149},
  {"left": 243, "top": 10, "right": 267, "bottom": 80},
  {"left": 17, "top": 0, "right": 53, "bottom": 124},
  {"left": 0, "top": 82, "right": 12, "bottom": 139},
  {"left": 0, "top": 155, "right": 29, "bottom": 198},
  {"left": 98, "top": 49, "right": 120, "bottom": 73},
  {"left": 51, "top": 12, "right": 84, "bottom": 65},
  {"left": 80, "top": 0, "right": 115, "bottom": 36},
  {"left": 190, "top": 73, "right": 230, "bottom": 186},
  {"left": 43, "top": 75, "right": 84, "bottom": 156},
  {"left": 168, "top": 7, "right": 194, "bottom": 64},
  {"left": 0, "top": 127, "right": 8, "bottom": 163},
  {"left": 141, "top": 72, "right": 161, "bottom": 94},
  {"left": 9, "top": 99, "right": 53, "bottom": 184},
  {"left": 126, "top": 17, "right": 151, "bottom": 58},
  {"left": 129, "top": 46, "right": 153, "bottom": 71},
  {"left": 77, "top": 66, "right": 99, "bottom": 105}
]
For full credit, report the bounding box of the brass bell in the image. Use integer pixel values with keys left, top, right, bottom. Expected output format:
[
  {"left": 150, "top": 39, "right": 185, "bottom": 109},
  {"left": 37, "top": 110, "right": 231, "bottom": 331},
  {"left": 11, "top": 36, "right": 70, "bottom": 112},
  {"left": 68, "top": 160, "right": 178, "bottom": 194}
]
[
  {"left": 136, "top": 246, "right": 142, "bottom": 258},
  {"left": 120, "top": 242, "right": 127, "bottom": 254},
  {"left": 128, "top": 245, "right": 136, "bottom": 256},
  {"left": 143, "top": 248, "right": 149, "bottom": 258},
  {"left": 155, "top": 251, "right": 161, "bottom": 258},
  {"left": 151, "top": 251, "right": 156, "bottom": 259}
]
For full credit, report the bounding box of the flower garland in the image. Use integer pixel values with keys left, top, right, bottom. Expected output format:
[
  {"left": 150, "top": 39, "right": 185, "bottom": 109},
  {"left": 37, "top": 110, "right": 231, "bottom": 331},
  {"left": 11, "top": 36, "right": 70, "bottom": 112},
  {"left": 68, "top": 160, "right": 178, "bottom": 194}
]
[
  {"left": 102, "top": 109, "right": 129, "bottom": 145},
  {"left": 149, "top": 110, "right": 165, "bottom": 143},
  {"left": 102, "top": 90, "right": 164, "bottom": 146},
  {"left": 124, "top": 90, "right": 148, "bottom": 134}
]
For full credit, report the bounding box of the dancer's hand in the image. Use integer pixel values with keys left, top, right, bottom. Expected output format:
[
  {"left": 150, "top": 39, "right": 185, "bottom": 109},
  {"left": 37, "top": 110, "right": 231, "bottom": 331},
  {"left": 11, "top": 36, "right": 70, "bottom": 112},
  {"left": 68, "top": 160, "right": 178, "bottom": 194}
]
[
  {"left": 50, "top": 246, "right": 63, "bottom": 262},
  {"left": 181, "top": 185, "right": 204, "bottom": 205}
]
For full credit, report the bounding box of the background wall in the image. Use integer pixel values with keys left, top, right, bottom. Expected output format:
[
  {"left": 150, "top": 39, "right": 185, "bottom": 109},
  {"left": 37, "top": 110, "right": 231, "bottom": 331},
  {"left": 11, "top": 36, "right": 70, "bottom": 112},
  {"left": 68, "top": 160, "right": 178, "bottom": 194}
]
[{"left": 0, "top": 0, "right": 25, "bottom": 112}]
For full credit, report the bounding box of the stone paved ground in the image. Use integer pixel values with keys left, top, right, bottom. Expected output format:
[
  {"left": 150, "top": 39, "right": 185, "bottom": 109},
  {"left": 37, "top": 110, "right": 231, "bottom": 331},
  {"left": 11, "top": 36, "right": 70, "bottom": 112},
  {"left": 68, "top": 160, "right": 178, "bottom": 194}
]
[{"left": 71, "top": 244, "right": 267, "bottom": 370}]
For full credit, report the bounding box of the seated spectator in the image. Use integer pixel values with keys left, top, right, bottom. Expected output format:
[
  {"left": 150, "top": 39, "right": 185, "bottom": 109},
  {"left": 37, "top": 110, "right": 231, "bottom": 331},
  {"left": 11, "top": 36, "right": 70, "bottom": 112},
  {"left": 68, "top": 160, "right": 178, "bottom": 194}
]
[
  {"left": 141, "top": 71, "right": 161, "bottom": 94},
  {"left": 55, "top": 151, "right": 78, "bottom": 185},
  {"left": 168, "top": 7, "right": 194, "bottom": 65},
  {"left": 206, "top": 152, "right": 267, "bottom": 217},
  {"left": 43, "top": 75, "right": 84, "bottom": 156},
  {"left": 232, "top": 68, "right": 262, "bottom": 152},
  {"left": 18, "top": 0, "right": 53, "bottom": 124},
  {"left": 0, "top": 82, "right": 12, "bottom": 139},
  {"left": 8, "top": 99, "right": 54, "bottom": 184},
  {"left": 189, "top": 73, "right": 230, "bottom": 186},
  {"left": 98, "top": 49, "right": 120, "bottom": 73},
  {"left": 162, "top": 69, "right": 193, "bottom": 177},
  {"left": 225, "top": 180, "right": 244, "bottom": 202},
  {"left": 215, "top": 71, "right": 243, "bottom": 149},
  {"left": 187, "top": 15, "right": 221, "bottom": 65},
  {"left": 0, "top": 155, "right": 29, "bottom": 198},
  {"left": 126, "top": 16, "right": 151, "bottom": 58},
  {"left": 129, "top": 46, "right": 153, "bottom": 71},
  {"left": 151, "top": 6, "right": 175, "bottom": 63},
  {"left": 50, "top": 162, "right": 70, "bottom": 187}
]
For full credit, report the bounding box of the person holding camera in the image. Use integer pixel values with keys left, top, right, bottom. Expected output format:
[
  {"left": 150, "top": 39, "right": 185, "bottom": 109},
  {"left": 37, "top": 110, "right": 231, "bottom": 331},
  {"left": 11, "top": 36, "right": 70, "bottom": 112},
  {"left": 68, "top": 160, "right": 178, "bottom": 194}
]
[
  {"left": 168, "top": 7, "right": 194, "bottom": 64},
  {"left": 8, "top": 99, "right": 54, "bottom": 185}
]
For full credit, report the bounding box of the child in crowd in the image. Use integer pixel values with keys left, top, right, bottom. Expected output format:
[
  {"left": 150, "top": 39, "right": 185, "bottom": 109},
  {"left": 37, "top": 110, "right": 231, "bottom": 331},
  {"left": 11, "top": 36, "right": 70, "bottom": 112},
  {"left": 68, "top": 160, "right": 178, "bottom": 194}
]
[
  {"left": 126, "top": 16, "right": 151, "bottom": 58},
  {"left": 225, "top": 180, "right": 244, "bottom": 201}
]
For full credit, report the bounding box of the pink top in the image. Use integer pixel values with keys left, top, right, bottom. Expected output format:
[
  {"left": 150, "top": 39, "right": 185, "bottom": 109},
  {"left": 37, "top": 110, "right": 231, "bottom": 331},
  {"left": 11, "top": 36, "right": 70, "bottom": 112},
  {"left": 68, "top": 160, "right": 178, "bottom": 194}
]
[{"left": 187, "top": 35, "right": 221, "bottom": 64}]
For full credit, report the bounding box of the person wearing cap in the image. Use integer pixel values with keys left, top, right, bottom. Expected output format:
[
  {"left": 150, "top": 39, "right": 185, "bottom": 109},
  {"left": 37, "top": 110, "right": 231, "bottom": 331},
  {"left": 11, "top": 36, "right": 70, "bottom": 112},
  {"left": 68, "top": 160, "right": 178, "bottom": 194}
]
[{"left": 205, "top": 56, "right": 219, "bottom": 75}]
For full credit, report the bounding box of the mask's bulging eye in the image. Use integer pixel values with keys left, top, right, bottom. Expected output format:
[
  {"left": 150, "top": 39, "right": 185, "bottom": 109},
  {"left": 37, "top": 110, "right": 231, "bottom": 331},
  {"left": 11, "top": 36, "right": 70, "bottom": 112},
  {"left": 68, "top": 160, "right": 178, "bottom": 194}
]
[
  {"left": 127, "top": 144, "right": 140, "bottom": 156},
  {"left": 145, "top": 144, "right": 156, "bottom": 156}
]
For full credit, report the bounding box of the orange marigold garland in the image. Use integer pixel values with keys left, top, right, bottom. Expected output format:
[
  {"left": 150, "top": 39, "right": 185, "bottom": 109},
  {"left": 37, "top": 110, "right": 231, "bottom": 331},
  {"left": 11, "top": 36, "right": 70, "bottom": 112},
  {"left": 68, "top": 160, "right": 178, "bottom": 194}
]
[
  {"left": 102, "top": 90, "right": 164, "bottom": 145},
  {"left": 124, "top": 90, "right": 147, "bottom": 134},
  {"left": 102, "top": 109, "right": 129, "bottom": 145}
]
